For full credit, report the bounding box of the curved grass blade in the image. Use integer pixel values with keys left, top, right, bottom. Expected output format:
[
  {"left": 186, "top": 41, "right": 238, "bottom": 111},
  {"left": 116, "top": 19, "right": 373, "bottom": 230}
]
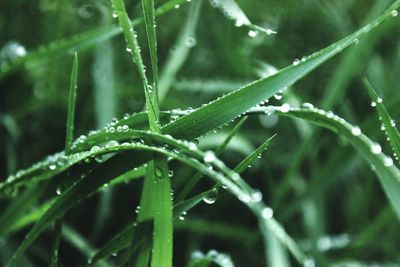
[
  {"left": 158, "top": 0, "right": 203, "bottom": 102},
  {"left": 6, "top": 134, "right": 308, "bottom": 266},
  {"left": 162, "top": 0, "right": 400, "bottom": 139},
  {"left": 363, "top": 78, "right": 400, "bottom": 164},
  {"left": 247, "top": 105, "right": 400, "bottom": 220}
]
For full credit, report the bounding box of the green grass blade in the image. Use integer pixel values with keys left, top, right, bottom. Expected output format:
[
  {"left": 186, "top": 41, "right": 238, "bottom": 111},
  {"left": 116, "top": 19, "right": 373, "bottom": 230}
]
[
  {"left": 6, "top": 133, "right": 307, "bottom": 266},
  {"left": 247, "top": 105, "right": 400, "bottom": 220},
  {"left": 150, "top": 156, "right": 173, "bottom": 267},
  {"left": 0, "top": 0, "right": 194, "bottom": 80},
  {"left": 177, "top": 116, "right": 247, "bottom": 201},
  {"left": 363, "top": 78, "right": 400, "bottom": 164},
  {"left": 141, "top": 0, "right": 159, "bottom": 111},
  {"left": 162, "top": 0, "right": 400, "bottom": 139},
  {"left": 234, "top": 134, "right": 276, "bottom": 173},
  {"left": 158, "top": 0, "right": 202, "bottom": 103},
  {"left": 210, "top": 0, "right": 276, "bottom": 36},
  {"left": 65, "top": 52, "right": 78, "bottom": 155},
  {"left": 111, "top": 0, "right": 158, "bottom": 131},
  {"left": 49, "top": 220, "right": 62, "bottom": 267}
]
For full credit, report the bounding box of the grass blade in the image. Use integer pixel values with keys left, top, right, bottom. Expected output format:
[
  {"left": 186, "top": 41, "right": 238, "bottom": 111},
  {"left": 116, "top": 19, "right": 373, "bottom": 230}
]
[
  {"left": 162, "top": 0, "right": 400, "bottom": 139},
  {"left": 363, "top": 78, "right": 400, "bottom": 163},
  {"left": 65, "top": 52, "right": 78, "bottom": 155},
  {"left": 209, "top": 0, "right": 276, "bottom": 35},
  {"left": 141, "top": 0, "right": 159, "bottom": 111},
  {"left": 111, "top": 0, "right": 158, "bottom": 131},
  {"left": 247, "top": 105, "right": 400, "bottom": 220},
  {"left": 158, "top": 0, "right": 203, "bottom": 102}
]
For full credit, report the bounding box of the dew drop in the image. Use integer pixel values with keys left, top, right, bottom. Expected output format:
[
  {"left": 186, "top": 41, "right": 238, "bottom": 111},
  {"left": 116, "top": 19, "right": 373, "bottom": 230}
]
[
  {"left": 126, "top": 47, "right": 132, "bottom": 53},
  {"left": 174, "top": 4, "right": 180, "bottom": 8},
  {"left": 168, "top": 170, "right": 174, "bottom": 177},
  {"left": 392, "top": 10, "right": 398, "bottom": 17},
  {"left": 351, "top": 126, "right": 361, "bottom": 136},
  {"left": 204, "top": 151, "right": 216, "bottom": 163},
  {"left": 56, "top": 187, "right": 62, "bottom": 195},
  {"left": 49, "top": 164, "right": 56, "bottom": 170},
  {"left": 353, "top": 38, "right": 359, "bottom": 44},
  {"left": 106, "top": 140, "right": 119, "bottom": 148},
  {"left": 280, "top": 103, "right": 291, "bottom": 113},
  {"left": 384, "top": 157, "right": 393, "bottom": 167},
  {"left": 261, "top": 207, "right": 273, "bottom": 219},
  {"left": 370, "top": 143, "right": 382, "bottom": 154},
  {"left": 203, "top": 188, "right": 218, "bottom": 204},
  {"left": 301, "top": 102, "right": 314, "bottom": 110},
  {"left": 251, "top": 190, "right": 263, "bottom": 202},
  {"left": 248, "top": 30, "right": 258, "bottom": 38},
  {"left": 377, "top": 97, "right": 382, "bottom": 103},
  {"left": 273, "top": 92, "right": 283, "bottom": 100},
  {"left": 112, "top": 11, "right": 118, "bottom": 18},
  {"left": 185, "top": 37, "right": 197, "bottom": 48},
  {"left": 154, "top": 167, "right": 163, "bottom": 178},
  {"left": 292, "top": 58, "right": 300, "bottom": 66},
  {"left": 371, "top": 101, "right": 376, "bottom": 107}
]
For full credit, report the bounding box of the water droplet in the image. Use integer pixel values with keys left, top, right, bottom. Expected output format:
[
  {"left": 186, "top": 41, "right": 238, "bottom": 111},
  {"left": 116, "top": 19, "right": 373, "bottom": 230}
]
[
  {"left": 234, "top": 19, "right": 244, "bottom": 27},
  {"left": 238, "top": 194, "right": 251, "bottom": 203},
  {"left": 351, "top": 126, "right": 361, "bottom": 136},
  {"left": 251, "top": 190, "right": 263, "bottom": 202},
  {"left": 353, "top": 38, "right": 359, "bottom": 44},
  {"left": 126, "top": 47, "right": 132, "bottom": 53},
  {"left": 49, "top": 164, "right": 56, "bottom": 170},
  {"left": 123, "top": 113, "right": 130, "bottom": 119},
  {"left": 185, "top": 37, "right": 197, "bottom": 48},
  {"left": 392, "top": 10, "right": 398, "bottom": 17},
  {"left": 384, "top": 157, "right": 393, "bottom": 167},
  {"left": 280, "top": 103, "right": 291, "bottom": 113},
  {"left": 274, "top": 92, "right": 283, "bottom": 100},
  {"left": 377, "top": 97, "right": 382, "bottom": 103},
  {"left": 174, "top": 4, "right": 180, "bottom": 9},
  {"left": 56, "top": 187, "right": 62, "bottom": 195},
  {"left": 204, "top": 151, "right": 216, "bottom": 163},
  {"left": 168, "top": 170, "right": 174, "bottom": 177},
  {"left": 371, "top": 101, "right": 376, "bottom": 107},
  {"left": 106, "top": 140, "right": 119, "bottom": 148},
  {"left": 370, "top": 143, "right": 382, "bottom": 154},
  {"left": 292, "top": 58, "right": 300, "bottom": 66},
  {"left": 154, "top": 167, "right": 163, "bottom": 178},
  {"left": 262, "top": 207, "right": 273, "bottom": 219},
  {"left": 301, "top": 102, "right": 314, "bottom": 109},
  {"left": 248, "top": 30, "right": 258, "bottom": 38},
  {"left": 112, "top": 11, "right": 118, "bottom": 18},
  {"left": 303, "top": 258, "right": 316, "bottom": 267},
  {"left": 203, "top": 188, "right": 218, "bottom": 204},
  {"left": 178, "top": 211, "right": 187, "bottom": 221}
]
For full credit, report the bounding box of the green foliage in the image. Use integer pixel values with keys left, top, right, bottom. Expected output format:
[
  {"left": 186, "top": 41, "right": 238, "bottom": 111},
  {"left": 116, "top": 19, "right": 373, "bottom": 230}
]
[{"left": 1, "top": 0, "right": 400, "bottom": 266}]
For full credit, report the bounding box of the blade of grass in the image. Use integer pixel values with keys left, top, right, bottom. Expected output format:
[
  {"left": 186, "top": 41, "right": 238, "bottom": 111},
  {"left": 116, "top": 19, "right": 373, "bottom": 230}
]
[
  {"left": 247, "top": 105, "right": 400, "bottom": 220},
  {"left": 51, "top": 52, "right": 79, "bottom": 267},
  {"left": 158, "top": 0, "right": 203, "bottom": 103},
  {"left": 111, "top": 0, "right": 158, "bottom": 131},
  {"left": 363, "top": 78, "right": 400, "bottom": 163},
  {"left": 209, "top": 0, "right": 276, "bottom": 35},
  {"left": 142, "top": 0, "right": 159, "bottom": 112},
  {"left": 177, "top": 116, "right": 247, "bottom": 201},
  {"left": 0, "top": 0, "right": 195, "bottom": 80},
  {"left": 6, "top": 133, "right": 307, "bottom": 266},
  {"left": 162, "top": 0, "right": 400, "bottom": 139}
]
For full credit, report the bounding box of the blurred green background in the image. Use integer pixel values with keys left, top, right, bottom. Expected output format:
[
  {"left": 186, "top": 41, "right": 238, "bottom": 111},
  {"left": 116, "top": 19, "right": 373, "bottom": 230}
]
[{"left": 1, "top": 0, "right": 400, "bottom": 266}]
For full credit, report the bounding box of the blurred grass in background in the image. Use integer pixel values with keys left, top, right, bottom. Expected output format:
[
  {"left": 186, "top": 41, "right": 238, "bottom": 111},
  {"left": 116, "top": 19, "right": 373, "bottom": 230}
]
[{"left": 1, "top": 0, "right": 400, "bottom": 266}]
